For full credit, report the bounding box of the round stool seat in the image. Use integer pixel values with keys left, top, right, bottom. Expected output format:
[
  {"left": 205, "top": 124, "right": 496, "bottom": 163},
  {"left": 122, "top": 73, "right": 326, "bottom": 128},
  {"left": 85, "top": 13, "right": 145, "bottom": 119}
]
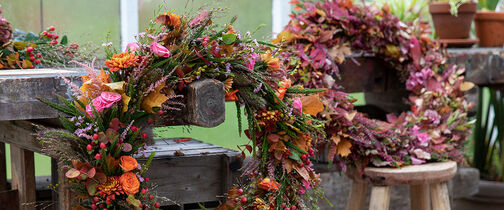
[{"left": 348, "top": 161, "right": 457, "bottom": 185}]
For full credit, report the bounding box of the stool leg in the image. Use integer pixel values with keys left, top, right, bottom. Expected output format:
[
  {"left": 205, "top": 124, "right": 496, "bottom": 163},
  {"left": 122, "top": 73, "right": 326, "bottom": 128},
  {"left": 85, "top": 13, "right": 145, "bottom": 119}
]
[
  {"left": 369, "top": 185, "right": 391, "bottom": 210},
  {"left": 346, "top": 181, "right": 368, "bottom": 210},
  {"left": 410, "top": 184, "right": 430, "bottom": 210},
  {"left": 430, "top": 182, "right": 450, "bottom": 210}
]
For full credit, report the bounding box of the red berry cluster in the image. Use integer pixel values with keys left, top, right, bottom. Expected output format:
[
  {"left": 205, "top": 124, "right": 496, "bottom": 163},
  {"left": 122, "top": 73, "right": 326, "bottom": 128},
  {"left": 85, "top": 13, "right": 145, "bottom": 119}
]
[
  {"left": 298, "top": 148, "right": 315, "bottom": 167},
  {"left": 41, "top": 25, "right": 59, "bottom": 45}
]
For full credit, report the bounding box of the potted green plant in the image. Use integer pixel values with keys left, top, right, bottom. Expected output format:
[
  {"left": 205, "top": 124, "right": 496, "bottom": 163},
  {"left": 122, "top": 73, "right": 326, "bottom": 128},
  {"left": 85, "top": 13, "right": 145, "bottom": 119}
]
[
  {"left": 475, "top": 0, "right": 504, "bottom": 47},
  {"left": 429, "top": 0, "right": 477, "bottom": 40},
  {"left": 455, "top": 87, "right": 504, "bottom": 209}
]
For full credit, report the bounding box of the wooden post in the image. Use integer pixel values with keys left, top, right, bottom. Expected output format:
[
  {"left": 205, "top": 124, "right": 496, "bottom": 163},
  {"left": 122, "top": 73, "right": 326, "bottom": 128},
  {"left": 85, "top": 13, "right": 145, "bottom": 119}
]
[
  {"left": 10, "top": 144, "right": 36, "bottom": 210},
  {"left": 0, "top": 142, "right": 7, "bottom": 191},
  {"left": 346, "top": 181, "right": 368, "bottom": 210},
  {"left": 430, "top": 182, "right": 451, "bottom": 210},
  {"left": 369, "top": 185, "right": 391, "bottom": 210},
  {"left": 58, "top": 162, "right": 74, "bottom": 210},
  {"left": 410, "top": 184, "right": 430, "bottom": 210}
]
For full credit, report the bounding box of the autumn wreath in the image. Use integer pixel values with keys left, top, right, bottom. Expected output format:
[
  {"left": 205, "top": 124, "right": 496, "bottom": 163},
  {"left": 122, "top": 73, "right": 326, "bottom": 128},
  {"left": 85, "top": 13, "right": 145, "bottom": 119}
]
[{"left": 275, "top": 0, "right": 474, "bottom": 170}]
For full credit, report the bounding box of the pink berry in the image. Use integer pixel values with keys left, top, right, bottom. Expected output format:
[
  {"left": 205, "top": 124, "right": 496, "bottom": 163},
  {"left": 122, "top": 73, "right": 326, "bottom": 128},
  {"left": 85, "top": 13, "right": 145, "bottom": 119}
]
[
  {"left": 100, "top": 142, "right": 106, "bottom": 149},
  {"left": 35, "top": 59, "right": 41, "bottom": 65},
  {"left": 93, "top": 197, "right": 99, "bottom": 202},
  {"left": 131, "top": 126, "right": 138, "bottom": 132},
  {"left": 29, "top": 65, "right": 34, "bottom": 69},
  {"left": 29, "top": 52, "right": 34, "bottom": 57},
  {"left": 49, "top": 40, "right": 57, "bottom": 45},
  {"left": 145, "top": 177, "right": 150, "bottom": 182},
  {"left": 30, "top": 56, "right": 35, "bottom": 61},
  {"left": 95, "top": 153, "right": 102, "bottom": 160},
  {"left": 241, "top": 197, "right": 247, "bottom": 203},
  {"left": 234, "top": 198, "right": 239, "bottom": 203},
  {"left": 26, "top": 46, "right": 34, "bottom": 52},
  {"left": 42, "top": 31, "right": 47, "bottom": 36},
  {"left": 106, "top": 199, "right": 111, "bottom": 205},
  {"left": 238, "top": 207, "right": 242, "bottom": 210},
  {"left": 281, "top": 203, "right": 286, "bottom": 208},
  {"left": 49, "top": 26, "right": 55, "bottom": 31},
  {"left": 53, "top": 34, "right": 59, "bottom": 39},
  {"left": 154, "top": 202, "right": 160, "bottom": 208},
  {"left": 46, "top": 33, "right": 53, "bottom": 38},
  {"left": 149, "top": 194, "right": 154, "bottom": 200},
  {"left": 86, "top": 144, "right": 93, "bottom": 151},
  {"left": 285, "top": 208, "right": 290, "bottom": 210},
  {"left": 147, "top": 119, "right": 153, "bottom": 124},
  {"left": 93, "top": 133, "right": 99, "bottom": 140},
  {"left": 142, "top": 133, "right": 148, "bottom": 139},
  {"left": 291, "top": 206, "right": 297, "bottom": 210},
  {"left": 91, "top": 204, "right": 97, "bottom": 210},
  {"left": 308, "top": 148, "right": 314, "bottom": 153},
  {"left": 298, "top": 163, "right": 304, "bottom": 167},
  {"left": 157, "top": 110, "right": 163, "bottom": 115},
  {"left": 36, "top": 53, "right": 42, "bottom": 58},
  {"left": 237, "top": 188, "right": 243, "bottom": 194},
  {"left": 141, "top": 188, "right": 146, "bottom": 194}
]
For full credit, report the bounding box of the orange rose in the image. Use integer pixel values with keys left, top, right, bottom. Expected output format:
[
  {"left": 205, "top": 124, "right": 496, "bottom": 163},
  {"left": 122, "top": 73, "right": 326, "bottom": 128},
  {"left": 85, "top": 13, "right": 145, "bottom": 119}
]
[
  {"left": 258, "top": 177, "right": 281, "bottom": 192},
  {"left": 120, "top": 156, "right": 138, "bottom": 172},
  {"left": 119, "top": 172, "right": 140, "bottom": 195}
]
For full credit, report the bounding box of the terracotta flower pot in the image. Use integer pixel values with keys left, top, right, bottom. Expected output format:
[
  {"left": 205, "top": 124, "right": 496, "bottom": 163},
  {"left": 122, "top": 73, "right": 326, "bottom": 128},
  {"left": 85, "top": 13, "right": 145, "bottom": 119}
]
[
  {"left": 429, "top": 2, "right": 477, "bottom": 39},
  {"left": 475, "top": 11, "right": 504, "bottom": 47}
]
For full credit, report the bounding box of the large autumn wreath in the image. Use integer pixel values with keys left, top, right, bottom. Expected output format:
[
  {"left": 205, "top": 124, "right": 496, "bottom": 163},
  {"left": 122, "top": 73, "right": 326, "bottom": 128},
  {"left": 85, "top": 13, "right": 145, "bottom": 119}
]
[
  {"left": 39, "top": 8, "right": 327, "bottom": 210},
  {"left": 275, "top": 0, "right": 474, "bottom": 170}
]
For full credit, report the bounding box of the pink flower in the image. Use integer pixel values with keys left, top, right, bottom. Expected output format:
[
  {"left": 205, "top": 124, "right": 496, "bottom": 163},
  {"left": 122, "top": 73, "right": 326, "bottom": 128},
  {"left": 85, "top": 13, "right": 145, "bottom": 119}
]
[
  {"left": 125, "top": 42, "right": 140, "bottom": 52},
  {"left": 292, "top": 97, "right": 303, "bottom": 115},
  {"left": 150, "top": 42, "right": 171, "bottom": 58},
  {"left": 298, "top": 179, "right": 311, "bottom": 195},
  {"left": 412, "top": 125, "right": 431, "bottom": 147},
  {"left": 246, "top": 53, "right": 257, "bottom": 70},
  {"left": 85, "top": 92, "right": 122, "bottom": 116}
]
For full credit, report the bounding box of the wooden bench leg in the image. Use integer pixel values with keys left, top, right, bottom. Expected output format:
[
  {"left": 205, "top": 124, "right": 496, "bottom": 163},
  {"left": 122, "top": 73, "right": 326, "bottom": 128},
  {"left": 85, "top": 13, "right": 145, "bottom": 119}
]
[
  {"left": 346, "top": 181, "right": 368, "bottom": 210},
  {"left": 0, "top": 142, "right": 7, "bottom": 191},
  {"left": 369, "top": 185, "right": 391, "bottom": 210},
  {"left": 10, "top": 144, "right": 36, "bottom": 210},
  {"left": 410, "top": 184, "right": 430, "bottom": 210},
  {"left": 430, "top": 182, "right": 450, "bottom": 210}
]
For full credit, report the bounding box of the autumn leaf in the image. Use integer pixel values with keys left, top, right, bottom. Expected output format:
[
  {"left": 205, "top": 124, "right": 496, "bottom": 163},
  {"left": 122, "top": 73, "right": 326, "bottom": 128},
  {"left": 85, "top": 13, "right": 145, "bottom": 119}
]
[
  {"left": 460, "top": 81, "right": 475, "bottom": 91},
  {"left": 336, "top": 139, "right": 352, "bottom": 157},
  {"left": 293, "top": 164, "right": 311, "bottom": 181},
  {"left": 331, "top": 135, "right": 341, "bottom": 145},
  {"left": 300, "top": 94, "right": 325, "bottom": 116},
  {"left": 121, "top": 93, "right": 131, "bottom": 113},
  {"left": 141, "top": 82, "right": 168, "bottom": 113},
  {"left": 105, "top": 81, "right": 125, "bottom": 92},
  {"left": 344, "top": 110, "right": 357, "bottom": 122},
  {"left": 224, "top": 77, "right": 233, "bottom": 93},
  {"left": 328, "top": 43, "right": 352, "bottom": 64}
]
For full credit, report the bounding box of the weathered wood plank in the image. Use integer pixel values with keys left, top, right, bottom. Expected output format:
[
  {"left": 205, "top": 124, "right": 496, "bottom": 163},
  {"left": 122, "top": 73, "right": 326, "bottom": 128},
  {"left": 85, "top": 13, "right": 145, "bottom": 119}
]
[
  {"left": 0, "top": 69, "right": 85, "bottom": 121},
  {"left": 0, "top": 121, "right": 43, "bottom": 154},
  {"left": 0, "top": 189, "right": 20, "bottom": 210},
  {"left": 10, "top": 145, "right": 36, "bottom": 210},
  {"left": 448, "top": 48, "right": 504, "bottom": 86},
  {"left": 346, "top": 181, "right": 368, "bottom": 210}
]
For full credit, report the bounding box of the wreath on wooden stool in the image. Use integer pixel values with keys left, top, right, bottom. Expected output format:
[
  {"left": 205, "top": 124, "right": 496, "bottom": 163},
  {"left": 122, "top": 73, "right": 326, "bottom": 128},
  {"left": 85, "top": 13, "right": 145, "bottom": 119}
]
[{"left": 275, "top": 0, "right": 474, "bottom": 170}]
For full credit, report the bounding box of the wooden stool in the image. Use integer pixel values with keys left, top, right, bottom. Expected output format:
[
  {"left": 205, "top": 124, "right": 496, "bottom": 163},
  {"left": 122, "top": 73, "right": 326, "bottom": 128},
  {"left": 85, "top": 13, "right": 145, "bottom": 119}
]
[{"left": 346, "top": 161, "right": 457, "bottom": 210}]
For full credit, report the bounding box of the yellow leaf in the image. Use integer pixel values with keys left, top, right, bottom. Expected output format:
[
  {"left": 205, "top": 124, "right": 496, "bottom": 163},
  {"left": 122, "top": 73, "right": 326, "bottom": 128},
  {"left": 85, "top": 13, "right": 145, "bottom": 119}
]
[
  {"left": 105, "top": 81, "right": 125, "bottom": 92},
  {"left": 460, "top": 81, "right": 475, "bottom": 92},
  {"left": 300, "top": 94, "right": 325, "bottom": 116},
  {"left": 336, "top": 139, "right": 352, "bottom": 157},
  {"left": 122, "top": 93, "right": 131, "bottom": 113},
  {"left": 141, "top": 82, "right": 168, "bottom": 113}
]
